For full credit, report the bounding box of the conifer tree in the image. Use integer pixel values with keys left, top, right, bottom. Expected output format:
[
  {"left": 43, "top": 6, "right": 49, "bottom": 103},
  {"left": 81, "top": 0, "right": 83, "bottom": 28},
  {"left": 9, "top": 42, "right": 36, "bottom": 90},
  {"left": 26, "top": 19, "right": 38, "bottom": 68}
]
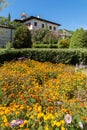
[{"left": 69, "top": 28, "right": 85, "bottom": 48}]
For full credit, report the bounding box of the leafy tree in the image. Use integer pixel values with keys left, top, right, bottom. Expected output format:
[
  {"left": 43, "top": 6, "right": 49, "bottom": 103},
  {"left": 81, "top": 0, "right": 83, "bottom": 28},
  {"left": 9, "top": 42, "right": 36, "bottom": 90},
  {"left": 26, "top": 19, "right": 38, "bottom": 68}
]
[
  {"left": 0, "top": 16, "right": 8, "bottom": 25},
  {"left": 43, "top": 31, "right": 58, "bottom": 44},
  {"left": 32, "top": 28, "right": 59, "bottom": 45},
  {"left": 32, "top": 28, "right": 49, "bottom": 44},
  {"left": 0, "top": 0, "right": 7, "bottom": 10},
  {"left": 13, "top": 25, "right": 32, "bottom": 48},
  {"left": 0, "top": 16, "right": 22, "bottom": 27},
  {"left": 69, "top": 28, "right": 85, "bottom": 48}
]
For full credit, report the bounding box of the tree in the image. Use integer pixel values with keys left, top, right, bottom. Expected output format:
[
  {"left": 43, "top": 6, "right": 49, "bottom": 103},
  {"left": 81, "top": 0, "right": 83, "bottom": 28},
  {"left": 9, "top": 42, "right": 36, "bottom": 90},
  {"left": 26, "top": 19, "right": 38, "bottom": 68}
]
[
  {"left": 32, "top": 28, "right": 49, "bottom": 44},
  {"left": 43, "top": 31, "right": 59, "bottom": 44},
  {"left": 69, "top": 28, "right": 85, "bottom": 48},
  {"left": 0, "top": 15, "right": 22, "bottom": 27},
  {"left": 0, "top": 16, "right": 8, "bottom": 25},
  {"left": 13, "top": 25, "right": 32, "bottom": 49},
  {"left": 8, "top": 12, "right": 11, "bottom": 22},
  {"left": 0, "top": 0, "right": 7, "bottom": 10}
]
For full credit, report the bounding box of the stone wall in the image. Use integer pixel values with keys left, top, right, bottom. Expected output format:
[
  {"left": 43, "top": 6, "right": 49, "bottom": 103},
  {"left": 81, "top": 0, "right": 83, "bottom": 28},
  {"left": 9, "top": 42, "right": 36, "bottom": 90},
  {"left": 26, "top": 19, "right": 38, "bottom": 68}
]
[{"left": 0, "top": 25, "right": 16, "bottom": 47}]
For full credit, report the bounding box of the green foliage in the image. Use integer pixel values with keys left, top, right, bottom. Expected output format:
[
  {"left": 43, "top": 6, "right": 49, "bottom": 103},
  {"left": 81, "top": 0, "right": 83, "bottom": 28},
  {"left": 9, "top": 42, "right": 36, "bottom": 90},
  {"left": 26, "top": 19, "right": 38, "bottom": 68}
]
[
  {"left": 0, "top": 16, "right": 22, "bottom": 27},
  {"left": 0, "top": 0, "right": 7, "bottom": 10},
  {"left": 13, "top": 25, "right": 32, "bottom": 49},
  {"left": 69, "top": 28, "right": 87, "bottom": 48},
  {"left": 0, "top": 16, "right": 8, "bottom": 25},
  {"left": 6, "top": 42, "right": 12, "bottom": 50},
  {"left": 43, "top": 31, "right": 58, "bottom": 44},
  {"left": 32, "top": 28, "right": 49, "bottom": 44},
  {"left": 32, "top": 29, "right": 59, "bottom": 46},
  {"left": 8, "top": 12, "right": 11, "bottom": 22},
  {"left": 58, "top": 38, "right": 70, "bottom": 48},
  {"left": 1, "top": 48, "right": 87, "bottom": 65}
]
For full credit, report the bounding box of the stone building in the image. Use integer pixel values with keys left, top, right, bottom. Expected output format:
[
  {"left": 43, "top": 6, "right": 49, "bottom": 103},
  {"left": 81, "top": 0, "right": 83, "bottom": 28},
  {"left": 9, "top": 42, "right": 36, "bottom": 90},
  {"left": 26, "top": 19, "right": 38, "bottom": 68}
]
[{"left": 0, "top": 25, "right": 15, "bottom": 47}]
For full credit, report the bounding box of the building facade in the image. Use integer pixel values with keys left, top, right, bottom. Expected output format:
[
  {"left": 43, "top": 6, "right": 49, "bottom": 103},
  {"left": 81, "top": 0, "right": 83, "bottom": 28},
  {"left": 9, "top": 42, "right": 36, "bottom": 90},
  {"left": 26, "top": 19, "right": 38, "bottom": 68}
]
[
  {"left": 15, "top": 15, "right": 61, "bottom": 32},
  {"left": 0, "top": 15, "right": 61, "bottom": 47}
]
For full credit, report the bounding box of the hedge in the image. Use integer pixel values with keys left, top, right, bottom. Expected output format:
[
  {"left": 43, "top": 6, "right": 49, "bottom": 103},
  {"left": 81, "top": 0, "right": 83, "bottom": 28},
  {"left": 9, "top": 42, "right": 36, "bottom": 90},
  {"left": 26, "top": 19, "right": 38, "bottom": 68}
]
[{"left": 0, "top": 48, "right": 87, "bottom": 65}]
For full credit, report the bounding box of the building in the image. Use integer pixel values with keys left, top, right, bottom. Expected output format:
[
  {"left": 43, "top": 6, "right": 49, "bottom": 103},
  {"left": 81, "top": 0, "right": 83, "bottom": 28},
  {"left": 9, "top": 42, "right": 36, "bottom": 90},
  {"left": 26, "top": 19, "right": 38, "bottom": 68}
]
[
  {"left": 15, "top": 13, "right": 61, "bottom": 32},
  {"left": 58, "top": 29, "right": 73, "bottom": 39},
  {"left": 0, "top": 13, "right": 61, "bottom": 47}
]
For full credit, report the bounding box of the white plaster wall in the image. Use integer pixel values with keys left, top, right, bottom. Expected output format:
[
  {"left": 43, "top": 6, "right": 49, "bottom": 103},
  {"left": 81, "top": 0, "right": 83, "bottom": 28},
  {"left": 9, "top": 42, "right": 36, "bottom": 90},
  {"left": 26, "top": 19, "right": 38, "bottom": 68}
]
[{"left": 24, "top": 19, "right": 58, "bottom": 32}]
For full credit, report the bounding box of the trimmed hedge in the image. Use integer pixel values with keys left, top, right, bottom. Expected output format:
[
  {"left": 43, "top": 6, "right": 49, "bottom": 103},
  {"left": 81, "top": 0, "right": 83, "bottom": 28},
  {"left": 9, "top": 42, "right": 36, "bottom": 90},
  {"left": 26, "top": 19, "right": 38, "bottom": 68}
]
[{"left": 0, "top": 48, "right": 87, "bottom": 65}]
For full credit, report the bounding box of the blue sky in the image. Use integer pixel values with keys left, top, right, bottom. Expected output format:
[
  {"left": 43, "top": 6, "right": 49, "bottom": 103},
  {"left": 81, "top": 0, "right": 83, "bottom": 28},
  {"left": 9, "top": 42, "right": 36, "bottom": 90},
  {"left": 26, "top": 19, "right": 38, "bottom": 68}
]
[{"left": 0, "top": 0, "right": 87, "bottom": 31}]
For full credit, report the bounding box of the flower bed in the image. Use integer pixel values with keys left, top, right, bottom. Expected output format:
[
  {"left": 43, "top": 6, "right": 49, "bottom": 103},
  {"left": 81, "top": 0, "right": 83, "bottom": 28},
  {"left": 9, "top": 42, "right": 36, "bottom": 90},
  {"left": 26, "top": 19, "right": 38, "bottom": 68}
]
[{"left": 0, "top": 59, "right": 87, "bottom": 130}]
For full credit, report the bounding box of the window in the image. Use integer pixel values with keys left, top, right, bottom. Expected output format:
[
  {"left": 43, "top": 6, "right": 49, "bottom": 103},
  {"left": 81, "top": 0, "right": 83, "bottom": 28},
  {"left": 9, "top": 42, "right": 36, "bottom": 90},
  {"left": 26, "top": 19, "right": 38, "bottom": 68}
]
[
  {"left": 26, "top": 22, "right": 31, "bottom": 26},
  {"left": 42, "top": 24, "right": 44, "bottom": 28},
  {"left": 49, "top": 26, "right": 52, "bottom": 30},
  {"left": 53, "top": 27, "right": 56, "bottom": 31},
  {"left": 34, "top": 22, "right": 37, "bottom": 26},
  {"left": 28, "top": 22, "right": 31, "bottom": 26}
]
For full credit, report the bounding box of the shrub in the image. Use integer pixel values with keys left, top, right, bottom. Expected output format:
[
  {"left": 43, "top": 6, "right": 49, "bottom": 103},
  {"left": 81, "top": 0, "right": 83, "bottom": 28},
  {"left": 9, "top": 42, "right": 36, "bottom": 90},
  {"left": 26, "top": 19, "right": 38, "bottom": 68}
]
[
  {"left": 6, "top": 42, "right": 12, "bottom": 50},
  {"left": 1, "top": 48, "right": 87, "bottom": 65},
  {"left": 58, "top": 38, "right": 70, "bottom": 48},
  {"left": 13, "top": 25, "right": 32, "bottom": 48}
]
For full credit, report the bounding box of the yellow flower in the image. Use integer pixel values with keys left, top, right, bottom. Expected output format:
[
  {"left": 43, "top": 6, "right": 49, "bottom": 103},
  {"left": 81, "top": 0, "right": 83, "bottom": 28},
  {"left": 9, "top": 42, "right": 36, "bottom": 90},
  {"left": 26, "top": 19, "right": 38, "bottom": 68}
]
[
  {"left": 60, "top": 120, "right": 65, "bottom": 124},
  {"left": 2, "top": 115, "right": 8, "bottom": 123},
  {"left": 15, "top": 111, "right": 20, "bottom": 115},
  {"left": 56, "top": 121, "right": 61, "bottom": 127},
  {"left": 61, "top": 126, "right": 65, "bottom": 130},
  {"left": 51, "top": 120, "right": 61, "bottom": 127},
  {"left": 37, "top": 106, "right": 42, "bottom": 112},
  {"left": 38, "top": 113, "right": 44, "bottom": 119},
  {"left": 45, "top": 125, "right": 49, "bottom": 130},
  {"left": 20, "top": 124, "right": 24, "bottom": 127},
  {"left": 5, "top": 122, "right": 9, "bottom": 127},
  {"left": 24, "top": 120, "right": 28, "bottom": 124}
]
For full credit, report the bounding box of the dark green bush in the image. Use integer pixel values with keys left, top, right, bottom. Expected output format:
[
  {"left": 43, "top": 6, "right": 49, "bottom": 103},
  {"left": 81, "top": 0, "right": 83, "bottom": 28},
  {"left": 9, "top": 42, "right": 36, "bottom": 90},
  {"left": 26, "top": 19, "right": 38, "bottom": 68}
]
[
  {"left": 1, "top": 48, "right": 87, "bottom": 65},
  {"left": 13, "top": 25, "right": 32, "bottom": 48}
]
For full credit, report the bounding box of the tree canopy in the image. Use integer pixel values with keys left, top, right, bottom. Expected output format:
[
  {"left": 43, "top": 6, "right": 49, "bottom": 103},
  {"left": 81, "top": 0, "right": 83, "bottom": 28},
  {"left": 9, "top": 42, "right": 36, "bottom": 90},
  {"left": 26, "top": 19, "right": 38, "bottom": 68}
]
[
  {"left": 69, "top": 28, "right": 87, "bottom": 48},
  {"left": 0, "top": 0, "right": 7, "bottom": 10}
]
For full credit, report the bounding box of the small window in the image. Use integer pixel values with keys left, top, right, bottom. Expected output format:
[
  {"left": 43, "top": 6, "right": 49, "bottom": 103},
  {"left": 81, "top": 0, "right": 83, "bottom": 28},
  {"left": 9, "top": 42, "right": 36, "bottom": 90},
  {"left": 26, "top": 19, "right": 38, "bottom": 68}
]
[
  {"left": 42, "top": 24, "right": 44, "bottom": 28},
  {"left": 28, "top": 22, "right": 31, "bottom": 26},
  {"left": 54, "top": 27, "right": 56, "bottom": 30},
  {"left": 26, "top": 22, "right": 31, "bottom": 26},
  {"left": 34, "top": 22, "right": 37, "bottom": 26},
  {"left": 49, "top": 26, "right": 52, "bottom": 30},
  {"left": 26, "top": 23, "right": 28, "bottom": 26}
]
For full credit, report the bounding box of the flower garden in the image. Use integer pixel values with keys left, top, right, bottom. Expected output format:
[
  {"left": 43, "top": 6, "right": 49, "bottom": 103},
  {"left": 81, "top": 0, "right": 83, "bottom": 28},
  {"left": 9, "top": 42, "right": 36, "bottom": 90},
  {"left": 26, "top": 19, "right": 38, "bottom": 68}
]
[{"left": 0, "top": 59, "right": 87, "bottom": 130}]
